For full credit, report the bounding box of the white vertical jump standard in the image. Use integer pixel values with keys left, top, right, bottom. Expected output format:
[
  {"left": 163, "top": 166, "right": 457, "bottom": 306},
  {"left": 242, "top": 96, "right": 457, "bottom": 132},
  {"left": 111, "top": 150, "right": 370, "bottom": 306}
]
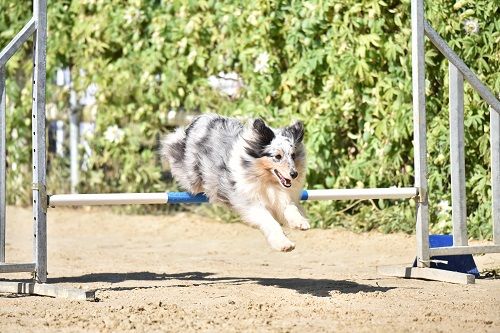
[
  {"left": 449, "top": 64, "right": 467, "bottom": 247},
  {"left": 422, "top": 21, "right": 500, "bottom": 257},
  {"left": 32, "top": 0, "right": 49, "bottom": 285},
  {"left": 0, "top": 1, "right": 46, "bottom": 277},
  {"left": 411, "top": 0, "right": 430, "bottom": 271},
  {"left": 492, "top": 105, "right": 500, "bottom": 246},
  {"left": 0, "top": 0, "right": 94, "bottom": 300},
  {"left": 378, "top": 0, "right": 500, "bottom": 283},
  {"left": 0, "top": 0, "right": 499, "bottom": 300},
  {"left": 0, "top": 63, "right": 6, "bottom": 265}
]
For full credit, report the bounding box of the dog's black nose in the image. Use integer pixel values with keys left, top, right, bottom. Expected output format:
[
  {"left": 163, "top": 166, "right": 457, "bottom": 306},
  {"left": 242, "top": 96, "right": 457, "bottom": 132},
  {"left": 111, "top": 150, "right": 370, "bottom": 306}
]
[{"left": 290, "top": 170, "right": 298, "bottom": 179}]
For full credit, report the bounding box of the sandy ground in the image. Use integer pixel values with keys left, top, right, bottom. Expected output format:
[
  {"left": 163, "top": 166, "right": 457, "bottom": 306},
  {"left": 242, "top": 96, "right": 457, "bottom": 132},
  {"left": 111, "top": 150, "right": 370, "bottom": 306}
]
[{"left": 0, "top": 206, "right": 499, "bottom": 333}]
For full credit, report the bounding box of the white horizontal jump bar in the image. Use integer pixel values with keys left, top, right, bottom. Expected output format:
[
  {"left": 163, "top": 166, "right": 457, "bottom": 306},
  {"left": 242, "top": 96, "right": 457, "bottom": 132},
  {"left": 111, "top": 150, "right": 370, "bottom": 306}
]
[
  {"left": 305, "top": 187, "right": 418, "bottom": 201},
  {"left": 48, "top": 187, "right": 418, "bottom": 207},
  {"left": 49, "top": 192, "right": 168, "bottom": 206}
]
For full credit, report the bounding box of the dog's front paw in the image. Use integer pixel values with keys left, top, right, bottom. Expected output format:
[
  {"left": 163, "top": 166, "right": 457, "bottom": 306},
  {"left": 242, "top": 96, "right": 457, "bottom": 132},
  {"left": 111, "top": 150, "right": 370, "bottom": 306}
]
[
  {"left": 288, "top": 217, "right": 311, "bottom": 231},
  {"left": 268, "top": 234, "right": 295, "bottom": 252}
]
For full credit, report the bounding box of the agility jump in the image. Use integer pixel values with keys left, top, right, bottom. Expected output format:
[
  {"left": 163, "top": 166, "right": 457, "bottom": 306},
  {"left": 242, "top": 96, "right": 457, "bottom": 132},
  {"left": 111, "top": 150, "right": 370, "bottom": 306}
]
[
  {"left": 0, "top": 0, "right": 499, "bottom": 300},
  {"left": 47, "top": 188, "right": 419, "bottom": 206}
]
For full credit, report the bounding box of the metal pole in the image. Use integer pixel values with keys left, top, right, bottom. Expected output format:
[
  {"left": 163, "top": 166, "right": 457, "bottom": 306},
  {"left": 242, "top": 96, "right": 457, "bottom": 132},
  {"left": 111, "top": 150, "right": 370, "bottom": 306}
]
[
  {"left": 492, "top": 106, "right": 500, "bottom": 245},
  {"left": 411, "top": 0, "right": 430, "bottom": 268},
  {"left": 32, "top": 0, "right": 48, "bottom": 283},
  {"left": 449, "top": 63, "right": 468, "bottom": 246},
  {"left": 424, "top": 21, "right": 500, "bottom": 114},
  {"left": 0, "top": 18, "right": 36, "bottom": 67},
  {"left": 0, "top": 66, "right": 6, "bottom": 263},
  {"left": 69, "top": 103, "right": 79, "bottom": 193}
]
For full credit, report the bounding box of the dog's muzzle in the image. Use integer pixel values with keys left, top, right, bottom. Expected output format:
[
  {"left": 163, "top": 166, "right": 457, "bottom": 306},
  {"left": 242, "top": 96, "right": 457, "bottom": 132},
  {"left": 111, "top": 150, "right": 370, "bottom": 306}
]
[{"left": 274, "top": 169, "right": 292, "bottom": 188}]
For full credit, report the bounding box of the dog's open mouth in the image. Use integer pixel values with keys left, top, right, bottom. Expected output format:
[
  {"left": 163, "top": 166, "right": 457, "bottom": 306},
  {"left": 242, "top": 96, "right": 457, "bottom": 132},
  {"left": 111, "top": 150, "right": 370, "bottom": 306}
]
[{"left": 274, "top": 169, "right": 292, "bottom": 188}]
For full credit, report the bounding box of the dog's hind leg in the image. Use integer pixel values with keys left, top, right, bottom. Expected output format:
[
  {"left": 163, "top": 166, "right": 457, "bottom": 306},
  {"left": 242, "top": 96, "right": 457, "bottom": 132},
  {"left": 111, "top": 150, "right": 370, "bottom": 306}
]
[{"left": 237, "top": 206, "right": 295, "bottom": 252}]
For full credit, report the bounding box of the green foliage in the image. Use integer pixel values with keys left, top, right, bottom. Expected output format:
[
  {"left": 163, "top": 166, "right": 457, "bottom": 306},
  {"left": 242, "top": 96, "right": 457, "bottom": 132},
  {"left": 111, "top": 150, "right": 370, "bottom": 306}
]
[{"left": 1, "top": 0, "right": 498, "bottom": 238}]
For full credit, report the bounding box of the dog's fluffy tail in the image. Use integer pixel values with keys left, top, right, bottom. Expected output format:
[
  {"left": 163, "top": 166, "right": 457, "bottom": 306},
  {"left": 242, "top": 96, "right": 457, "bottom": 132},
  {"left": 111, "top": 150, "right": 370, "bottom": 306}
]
[{"left": 160, "top": 128, "right": 186, "bottom": 167}]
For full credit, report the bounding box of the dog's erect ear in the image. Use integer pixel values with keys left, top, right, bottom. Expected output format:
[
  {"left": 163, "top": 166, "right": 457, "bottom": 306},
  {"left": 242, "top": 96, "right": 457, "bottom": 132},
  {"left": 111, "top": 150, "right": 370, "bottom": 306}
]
[
  {"left": 284, "top": 121, "right": 304, "bottom": 143},
  {"left": 252, "top": 118, "right": 268, "bottom": 132},
  {"left": 245, "top": 118, "right": 275, "bottom": 158},
  {"left": 252, "top": 118, "right": 275, "bottom": 144}
]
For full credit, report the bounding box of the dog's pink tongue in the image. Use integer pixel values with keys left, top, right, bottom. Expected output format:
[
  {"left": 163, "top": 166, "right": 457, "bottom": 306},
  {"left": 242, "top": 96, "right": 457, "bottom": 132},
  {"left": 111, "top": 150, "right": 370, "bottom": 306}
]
[{"left": 282, "top": 178, "right": 291, "bottom": 187}]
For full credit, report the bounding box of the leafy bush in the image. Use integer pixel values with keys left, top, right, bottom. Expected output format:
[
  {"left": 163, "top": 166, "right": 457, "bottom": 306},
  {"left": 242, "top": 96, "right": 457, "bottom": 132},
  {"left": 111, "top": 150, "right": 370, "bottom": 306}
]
[{"left": 1, "top": 0, "right": 498, "bottom": 238}]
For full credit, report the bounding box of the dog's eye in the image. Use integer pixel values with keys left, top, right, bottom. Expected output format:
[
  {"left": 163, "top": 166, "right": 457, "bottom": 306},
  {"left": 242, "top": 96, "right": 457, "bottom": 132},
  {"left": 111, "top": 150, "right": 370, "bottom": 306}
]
[
  {"left": 291, "top": 153, "right": 296, "bottom": 160},
  {"left": 275, "top": 154, "right": 282, "bottom": 160}
]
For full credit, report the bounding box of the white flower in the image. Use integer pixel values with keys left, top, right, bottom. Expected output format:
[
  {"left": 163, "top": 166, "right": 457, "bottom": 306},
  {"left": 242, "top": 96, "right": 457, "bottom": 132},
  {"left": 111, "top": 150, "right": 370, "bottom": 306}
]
[
  {"left": 247, "top": 11, "right": 259, "bottom": 26},
  {"left": 184, "top": 20, "right": 195, "bottom": 34},
  {"left": 207, "top": 72, "right": 244, "bottom": 98},
  {"left": 363, "top": 122, "right": 374, "bottom": 135},
  {"left": 254, "top": 52, "right": 270, "bottom": 74},
  {"left": 463, "top": 19, "right": 479, "bottom": 34},
  {"left": 304, "top": 2, "right": 317, "bottom": 12},
  {"left": 437, "top": 200, "right": 451, "bottom": 212},
  {"left": 140, "top": 71, "right": 153, "bottom": 85},
  {"left": 124, "top": 7, "right": 144, "bottom": 25},
  {"left": 167, "top": 109, "right": 177, "bottom": 121},
  {"left": 104, "top": 125, "right": 124, "bottom": 143},
  {"left": 151, "top": 30, "right": 164, "bottom": 50},
  {"left": 11, "top": 162, "right": 17, "bottom": 172},
  {"left": 177, "top": 37, "right": 188, "bottom": 53},
  {"left": 187, "top": 49, "right": 198, "bottom": 65}
]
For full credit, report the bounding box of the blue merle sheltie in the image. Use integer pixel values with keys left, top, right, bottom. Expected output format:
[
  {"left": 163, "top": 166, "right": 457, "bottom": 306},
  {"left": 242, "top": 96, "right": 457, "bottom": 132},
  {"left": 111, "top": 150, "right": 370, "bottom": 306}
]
[{"left": 160, "top": 114, "right": 309, "bottom": 252}]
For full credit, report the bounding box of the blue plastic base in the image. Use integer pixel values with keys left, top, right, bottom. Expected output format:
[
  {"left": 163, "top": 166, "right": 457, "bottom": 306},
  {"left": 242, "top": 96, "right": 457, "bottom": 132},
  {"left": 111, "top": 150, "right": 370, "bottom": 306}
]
[{"left": 413, "top": 235, "right": 480, "bottom": 277}]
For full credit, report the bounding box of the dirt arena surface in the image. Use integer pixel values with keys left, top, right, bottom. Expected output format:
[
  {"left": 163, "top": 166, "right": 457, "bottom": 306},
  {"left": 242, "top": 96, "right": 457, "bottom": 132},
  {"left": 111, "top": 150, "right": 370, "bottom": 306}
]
[{"left": 0, "top": 206, "right": 499, "bottom": 332}]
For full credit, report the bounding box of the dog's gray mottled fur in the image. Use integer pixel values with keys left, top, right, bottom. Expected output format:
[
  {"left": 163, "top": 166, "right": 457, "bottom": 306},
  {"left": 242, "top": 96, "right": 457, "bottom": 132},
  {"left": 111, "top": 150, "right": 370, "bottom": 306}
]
[{"left": 160, "top": 114, "right": 309, "bottom": 251}]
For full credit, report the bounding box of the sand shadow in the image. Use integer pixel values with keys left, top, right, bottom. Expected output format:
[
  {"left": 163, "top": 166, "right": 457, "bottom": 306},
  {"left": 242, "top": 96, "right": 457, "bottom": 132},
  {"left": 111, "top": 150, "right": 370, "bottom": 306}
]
[
  {"left": 0, "top": 293, "right": 32, "bottom": 299},
  {"left": 47, "top": 271, "right": 395, "bottom": 297}
]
